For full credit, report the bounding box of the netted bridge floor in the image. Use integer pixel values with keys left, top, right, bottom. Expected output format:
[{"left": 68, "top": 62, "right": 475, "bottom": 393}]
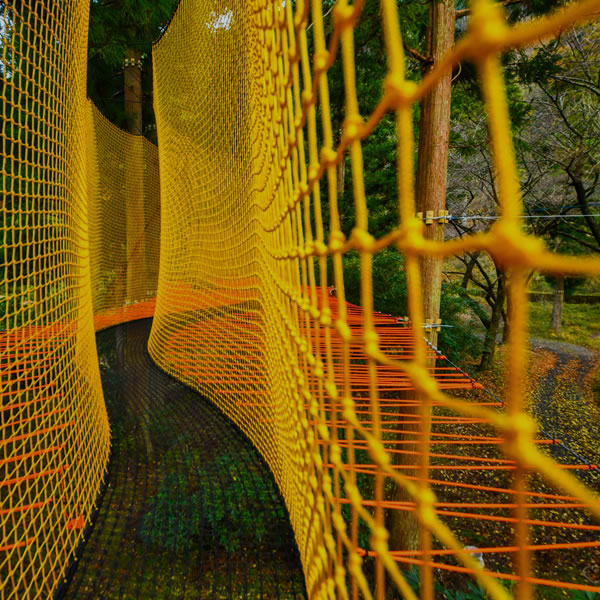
[{"left": 62, "top": 319, "right": 306, "bottom": 600}]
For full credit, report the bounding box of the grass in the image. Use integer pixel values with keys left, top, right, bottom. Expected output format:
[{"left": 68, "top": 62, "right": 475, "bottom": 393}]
[{"left": 528, "top": 301, "right": 600, "bottom": 349}]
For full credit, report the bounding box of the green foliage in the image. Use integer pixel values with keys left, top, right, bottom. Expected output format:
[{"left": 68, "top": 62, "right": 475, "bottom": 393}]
[
  {"left": 543, "top": 274, "right": 587, "bottom": 299},
  {"left": 140, "top": 470, "right": 203, "bottom": 553},
  {"left": 529, "top": 301, "right": 600, "bottom": 348},
  {"left": 88, "top": 0, "right": 179, "bottom": 130},
  {"left": 399, "top": 565, "right": 500, "bottom": 599},
  {"left": 341, "top": 250, "right": 407, "bottom": 316},
  {"left": 441, "top": 582, "right": 488, "bottom": 600},
  {"left": 571, "top": 592, "right": 599, "bottom": 600},
  {"left": 438, "top": 283, "right": 483, "bottom": 361}
]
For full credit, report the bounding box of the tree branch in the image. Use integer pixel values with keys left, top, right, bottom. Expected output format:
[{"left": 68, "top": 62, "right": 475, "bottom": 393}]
[
  {"left": 403, "top": 41, "right": 431, "bottom": 64},
  {"left": 556, "top": 229, "right": 600, "bottom": 253}
]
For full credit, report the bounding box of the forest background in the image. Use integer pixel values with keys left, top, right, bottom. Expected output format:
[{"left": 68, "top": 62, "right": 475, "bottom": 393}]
[{"left": 87, "top": 0, "right": 600, "bottom": 370}]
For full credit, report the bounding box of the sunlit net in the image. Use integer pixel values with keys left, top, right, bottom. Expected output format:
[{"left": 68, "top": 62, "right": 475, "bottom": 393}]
[{"left": 149, "top": 1, "right": 600, "bottom": 599}]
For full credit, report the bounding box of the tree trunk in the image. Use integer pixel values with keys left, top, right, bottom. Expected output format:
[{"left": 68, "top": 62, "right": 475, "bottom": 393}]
[
  {"left": 502, "top": 271, "right": 511, "bottom": 343},
  {"left": 415, "top": 0, "right": 455, "bottom": 348},
  {"left": 387, "top": 389, "right": 420, "bottom": 543},
  {"left": 146, "top": 56, "right": 158, "bottom": 144},
  {"left": 337, "top": 154, "right": 346, "bottom": 230},
  {"left": 551, "top": 276, "right": 564, "bottom": 335},
  {"left": 387, "top": 0, "right": 455, "bottom": 571},
  {"left": 386, "top": 391, "right": 420, "bottom": 597},
  {"left": 501, "top": 305, "right": 510, "bottom": 343},
  {"left": 479, "top": 272, "right": 505, "bottom": 370},
  {"left": 124, "top": 47, "right": 143, "bottom": 135},
  {"left": 461, "top": 252, "right": 478, "bottom": 289},
  {"left": 570, "top": 170, "right": 600, "bottom": 250},
  {"left": 123, "top": 48, "right": 145, "bottom": 301}
]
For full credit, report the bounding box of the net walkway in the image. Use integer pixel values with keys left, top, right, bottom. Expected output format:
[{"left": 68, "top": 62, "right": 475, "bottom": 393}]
[
  {"left": 1, "top": 0, "right": 600, "bottom": 599},
  {"left": 61, "top": 318, "right": 305, "bottom": 600}
]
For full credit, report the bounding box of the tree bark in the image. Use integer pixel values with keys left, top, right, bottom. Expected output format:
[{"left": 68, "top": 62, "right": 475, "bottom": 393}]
[
  {"left": 479, "top": 271, "right": 505, "bottom": 370},
  {"left": 387, "top": 392, "right": 420, "bottom": 552},
  {"left": 387, "top": 0, "right": 455, "bottom": 573},
  {"left": 502, "top": 272, "right": 510, "bottom": 343},
  {"left": 461, "top": 252, "right": 478, "bottom": 289},
  {"left": 551, "top": 276, "right": 564, "bottom": 335},
  {"left": 123, "top": 48, "right": 145, "bottom": 300},
  {"left": 124, "top": 47, "right": 143, "bottom": 135},
  {"left": 415, "top": 0, "right": 455, "bottom": 348},
  {"left": 146, "top": 56, "right": 158, "bottom": 144}
]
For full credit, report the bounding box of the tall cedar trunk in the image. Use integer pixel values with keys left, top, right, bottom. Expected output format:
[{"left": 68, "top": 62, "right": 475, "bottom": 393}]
[
  {"left": 124, "top": 48, "right": 145, "bottom": 299},
  {"left": 337, "top": 155, "right": 346, "bottom": 229},
  {"left": 387, "top": 0, "right": 455, "bottom": 566},
  {"left": 551, "top": 276, "right": 564, "bottom": 335},
  {"left": 479, "top": 272, "right": 506, "bottom": 370},
  {"left": 124, "top": 47, "right": 143, "bottom": 135},
  {"left": 387, "top": 392, "right": 420, "bottom": 567},
  {"left": 146, "top": 57, "right": 158, "bottom": 144},
  {"left": 415, "top": 0, "right": 455, "bottom": 348}
]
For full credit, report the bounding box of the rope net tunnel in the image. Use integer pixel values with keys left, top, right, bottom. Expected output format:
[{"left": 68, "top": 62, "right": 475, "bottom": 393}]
[
  {"left": 0, "top": 3, "right": 159, "bottom": 595},
  {"left": 1, "top": 0, "right": 600, "bottom": 599}
]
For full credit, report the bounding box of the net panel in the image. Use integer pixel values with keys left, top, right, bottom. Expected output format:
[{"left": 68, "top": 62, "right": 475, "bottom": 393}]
[
  {"left": 86, "top": 101, "right": 160, "bottom": 331},
  {"left": 150, "top": 1, "right": 600, "bottom": 599},
  {"left": 0, "top": 2, "right": 110, "bottom": 599}
]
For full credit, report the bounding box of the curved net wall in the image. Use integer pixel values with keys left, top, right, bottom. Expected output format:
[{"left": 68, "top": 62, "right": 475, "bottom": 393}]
[
  {"left": 86, "top": 101, "right": 160, "bottom": 331},
  {"left": 0, "top": 2, "right": 110, "bottom": 598},
  {"left": 150, "top": 0, "right": 600, "bottom": 598}
]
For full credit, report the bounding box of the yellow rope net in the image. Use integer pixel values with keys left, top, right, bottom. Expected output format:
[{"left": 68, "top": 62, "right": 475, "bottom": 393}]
[
  {"left": 86, "top": 101, "right": 161, "bottom": 331},
  {"left": 149, "top": 1, "right": 600, "bottom": 599},
  {"left": 0, "top": 2, "right": 109, "bottom": 598},
  {"left": 0, "top": 3, "right": 160, "bottom": 597},
  {"left": 2, "top": 0, "right": 600, "bottom": 598}
]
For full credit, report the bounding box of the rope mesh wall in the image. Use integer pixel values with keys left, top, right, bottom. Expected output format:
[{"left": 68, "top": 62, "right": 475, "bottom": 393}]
[
  {"left": 0, "top": 2, "right": 110, "bottom": 599},
  {"left": 86, "top": 101, "right": 160, "bottom": 331},
  {"left": 149, "top": 1, "right": 600, "bottom": 599}
]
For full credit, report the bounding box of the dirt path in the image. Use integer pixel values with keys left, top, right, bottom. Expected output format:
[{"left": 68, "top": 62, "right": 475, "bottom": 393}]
[
  {"left": 528, "top": 336, "right": 600, "bottom": 482},
  {"left": 62, "top": 319, "right": 305, "bottom": 600}
]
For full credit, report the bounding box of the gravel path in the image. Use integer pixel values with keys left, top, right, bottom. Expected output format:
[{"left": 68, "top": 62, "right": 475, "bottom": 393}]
[
  {"left": 529, "top": 335, "right": 597, "bottom": 361},
  {"left": 527, "top": 336, "right": 600, "bottom": 486}
]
